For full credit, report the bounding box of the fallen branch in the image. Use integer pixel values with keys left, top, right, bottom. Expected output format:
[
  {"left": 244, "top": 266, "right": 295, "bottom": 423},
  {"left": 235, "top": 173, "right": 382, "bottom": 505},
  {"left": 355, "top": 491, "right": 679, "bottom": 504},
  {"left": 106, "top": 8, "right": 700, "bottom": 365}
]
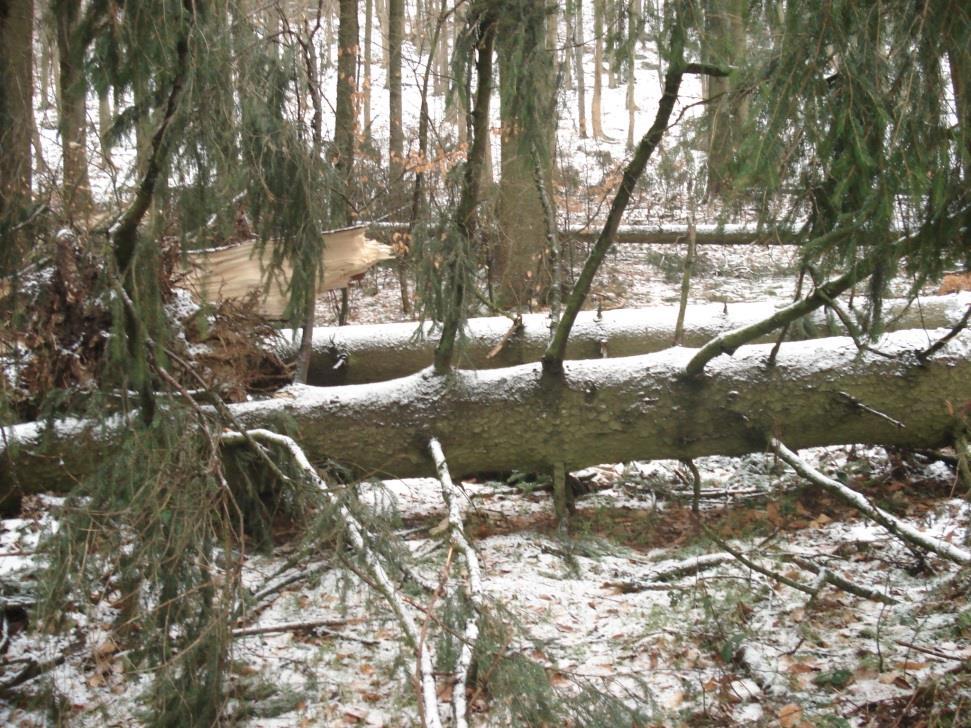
[
  {"left": 232, "top": 618, "right": 377, "bottom": 644},
  {"left": 783, "top": 554, "right": 897, "bottom": 605},
  {"left": 222, "top": 429, "right": 443, "bottom": 728},
  {"left": 609, "top": 553, "right": 735, "bottom": 592},
  {"left": 429, "top": 438, "right": 482, "bottom": 728},
  {"left": 771, "top": 439, "right": 971, "bottom": 565}
]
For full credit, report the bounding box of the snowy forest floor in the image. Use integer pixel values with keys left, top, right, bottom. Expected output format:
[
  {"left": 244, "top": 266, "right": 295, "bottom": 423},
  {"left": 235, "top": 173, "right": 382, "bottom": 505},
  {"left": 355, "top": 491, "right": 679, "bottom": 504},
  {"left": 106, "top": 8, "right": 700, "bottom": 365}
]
[{"left": 3, "top": 246, "right": 970, "bottom": 727}]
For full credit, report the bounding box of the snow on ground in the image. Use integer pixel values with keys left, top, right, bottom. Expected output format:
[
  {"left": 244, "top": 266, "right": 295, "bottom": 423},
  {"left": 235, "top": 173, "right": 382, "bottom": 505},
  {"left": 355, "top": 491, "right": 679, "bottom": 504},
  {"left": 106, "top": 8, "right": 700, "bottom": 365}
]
[
  {"left": 3, "top": 447, "right": 970, "bottom": 726},
  {"left": 11, "top": 5, "right": 971, "bottom": 726}
]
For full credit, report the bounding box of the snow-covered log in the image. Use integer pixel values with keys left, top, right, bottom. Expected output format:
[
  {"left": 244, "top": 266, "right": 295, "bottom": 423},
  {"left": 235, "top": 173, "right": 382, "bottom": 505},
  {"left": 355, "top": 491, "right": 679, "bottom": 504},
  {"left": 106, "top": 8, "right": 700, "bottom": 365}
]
[
  {"left": 367, "top": 221, "right": 796, "bottom": 245},
  {"left": 279, "top": 294, "right": 971, "bottom": 386},
  {"left": 3, "top": 328, "right": 970, "bottom": 496}
]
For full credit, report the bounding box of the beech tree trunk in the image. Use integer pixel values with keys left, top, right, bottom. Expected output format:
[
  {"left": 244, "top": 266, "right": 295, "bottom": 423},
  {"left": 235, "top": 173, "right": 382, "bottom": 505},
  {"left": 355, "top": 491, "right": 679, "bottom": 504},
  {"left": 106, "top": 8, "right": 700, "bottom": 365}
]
[
  {"left": 3, "top": 329, "right": 970, "bottom": 499},
  {"left": 282, "top": 294, "right": 971, "bottom": 385}
]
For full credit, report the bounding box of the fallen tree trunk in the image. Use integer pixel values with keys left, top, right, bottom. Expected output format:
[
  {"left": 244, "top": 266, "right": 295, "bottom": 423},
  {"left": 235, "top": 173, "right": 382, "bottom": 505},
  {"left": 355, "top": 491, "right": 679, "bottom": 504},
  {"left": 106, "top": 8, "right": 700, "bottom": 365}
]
[
  {"left": 278, "top": 294, "right": 971, "bottom": 385},
  {"left": 3, "top": 329, "right": 970, "bottom": 495},
  {"left": 367, "top": 221, "right": 797, "bottom": 245}
]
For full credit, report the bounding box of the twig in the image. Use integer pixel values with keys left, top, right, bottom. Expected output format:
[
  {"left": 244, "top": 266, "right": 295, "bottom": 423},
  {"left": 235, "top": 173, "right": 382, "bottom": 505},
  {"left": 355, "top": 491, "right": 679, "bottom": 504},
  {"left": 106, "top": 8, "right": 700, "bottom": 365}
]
[
  {"left": 230, "top": 429, "right": 443, "bottom": 728},
  {"left": 232, "top": 618, "right": 376, "bottom": 644},
  {"left": 429, "top": 438, "right": 482, "bottom": 728},
  {"left": 893, "top": 639, "right": 964, "bottom": 661},
  {"left": 837, "top": 391, "right": 906, "bottom": 429},
  {"left": 918, "top": 304, "right": 971, "bottom": 362},
  {"left": 783, "top": 554, "right": 897, "bottom": 604},
  {"left": 771, "top": 439, "right": 971, "bottom": 564}
]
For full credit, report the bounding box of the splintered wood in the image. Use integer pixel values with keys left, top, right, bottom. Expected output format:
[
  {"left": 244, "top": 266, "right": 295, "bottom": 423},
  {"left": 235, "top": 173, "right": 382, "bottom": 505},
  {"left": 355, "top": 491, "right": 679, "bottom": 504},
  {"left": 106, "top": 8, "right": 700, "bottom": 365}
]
[{"left": 184, "top": 226, "right": 394, "bottom": 318}]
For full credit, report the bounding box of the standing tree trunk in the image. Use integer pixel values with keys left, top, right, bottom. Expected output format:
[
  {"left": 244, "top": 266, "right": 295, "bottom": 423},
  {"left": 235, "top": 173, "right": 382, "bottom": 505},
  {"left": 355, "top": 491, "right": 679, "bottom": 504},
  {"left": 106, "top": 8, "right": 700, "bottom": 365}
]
[
  {"left": 702, "top": 0, "right": 746, "bottom": 198},
  {"left": 495, "top": 5, "right": 556, "bottom": 309},
  {"left": 362, "top": 0, "right": 373, "bottom": 140},
  {"left": 434, "top": 4, "right": 496, "bottom": 372},
  {"left": 625, "top": 0, "right": 639, "bottom": 150},
  {"left": 333, "top": 0, "right": 359, "bottom": 327},
  {"left": 387, "top": 0, "right": 410, "bottom": 314},
  {"left": 0, "top": 0, "right": 34, "bottom": 269},
  {"left": 333, "top": 0, "right": 359, "bottom": 228},
  {"left": 54, "top": 0, "right": 94, "bottom": 222},
  {"left": 569, "top": 0, "right": 587, "bottom": 138},
  {"left": 591, "top": 0, "right": 604, "bottom": 139},
  {"left": 945, "top": 5, "right": 970, "bottom": 183}
]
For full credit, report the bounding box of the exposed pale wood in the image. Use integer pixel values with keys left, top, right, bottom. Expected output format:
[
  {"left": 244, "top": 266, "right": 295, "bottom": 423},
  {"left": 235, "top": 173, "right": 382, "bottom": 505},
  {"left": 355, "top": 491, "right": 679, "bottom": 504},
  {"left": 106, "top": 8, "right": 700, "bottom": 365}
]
[{"left": 183, "top": 227, "right": 394, "bottom": 318}]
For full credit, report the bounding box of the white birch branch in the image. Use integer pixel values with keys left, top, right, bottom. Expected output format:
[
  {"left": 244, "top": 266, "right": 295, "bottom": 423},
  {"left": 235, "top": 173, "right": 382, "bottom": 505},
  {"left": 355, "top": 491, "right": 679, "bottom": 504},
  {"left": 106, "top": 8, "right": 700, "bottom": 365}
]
[
  {"left": 771, "top": 439, "right": 971, "bottom": 565},
  {"left": 221, "top": 429, "right": 443, "bottom": 728},
  {"left": 429, "top": 437, "right": 482, "bottom": 728}
]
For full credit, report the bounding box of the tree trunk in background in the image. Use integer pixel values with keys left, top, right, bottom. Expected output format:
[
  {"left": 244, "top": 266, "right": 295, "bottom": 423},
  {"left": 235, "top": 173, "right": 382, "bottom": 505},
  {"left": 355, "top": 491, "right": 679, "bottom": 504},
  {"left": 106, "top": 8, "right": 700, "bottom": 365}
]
[
  {"left": 281, "top": 294, "right": 971, "bottom": 385},
  {"left": 54, "top": 0, "right": 94, "bottom": 221},
  {"left": 495, "top": 10, "right": 556, "bottom": 309},
  {"left": 333, "top": 0, "right": 359, "bottom": 228},
  {"left": 0, "top": 0, "right": 34, "bottom": 269},
  {"left": 388, "top": 0, "right": 403, "bottom": 191},
  {"left": 333, "top": 0, "right": 359, "bottom": 327},
  {"left": 703, "top": 0, "right": 746, "bottom": 198},
  {"left": 945, "top": 2, "right": 970, "bottom": 182},
  {"left": 569, "top": 0, "right": 587, "bottom": 138},
  {"left": 591, "top": 0, "right": 604, "bottom": 139},
  {"left": 434, "top": 9, "right": 448, "bottom": 96},
  {"left": 387, "top": 0, "right": 409, "bottom": 313},
  {"left": 363, "top": 0, "right": 373, "bottom": 140},
  {"left": 7, "top": 330, "right": 971, "bottom": 493},
  {"left": 625, "top": 0, "right": 639, "bottom": 150},
  {"left": 38, "top": 9, "right": 53, "bottom": 110}
]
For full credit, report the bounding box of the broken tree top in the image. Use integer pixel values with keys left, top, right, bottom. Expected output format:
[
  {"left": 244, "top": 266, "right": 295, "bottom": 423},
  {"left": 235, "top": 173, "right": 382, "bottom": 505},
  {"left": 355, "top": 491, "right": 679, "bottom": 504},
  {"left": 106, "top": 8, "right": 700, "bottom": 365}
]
[{"left": 184, "top": 225, "right": 394, "bottom": 318}]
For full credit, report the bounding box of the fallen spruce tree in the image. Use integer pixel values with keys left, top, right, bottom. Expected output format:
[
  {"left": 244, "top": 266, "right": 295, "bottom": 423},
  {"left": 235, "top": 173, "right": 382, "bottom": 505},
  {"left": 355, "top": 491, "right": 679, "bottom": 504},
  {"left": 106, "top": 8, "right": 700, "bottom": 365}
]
[
  {"left": 3, "top": 327, "right": 969, "bottom": 496},
  {"left": 277, "top": 293, "right": 971, "bottom": 385}
]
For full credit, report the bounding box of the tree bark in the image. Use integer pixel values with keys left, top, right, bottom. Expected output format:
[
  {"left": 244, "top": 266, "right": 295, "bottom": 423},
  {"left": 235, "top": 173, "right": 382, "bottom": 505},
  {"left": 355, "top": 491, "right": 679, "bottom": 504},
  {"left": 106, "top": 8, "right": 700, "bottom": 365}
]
[
  {"left": 5, "top": 329, "right": 970, "bottom": 497},
  {"left": 282, "top": 294, "right": 971, "bottom": 385},
  {"left": 591, "top": 0, "right": 604, "bottom": 139},
  {"left": 494, "top": 6, "right": 555, "bottom": 309},
  {"left": 333, "top": 0, "right": 359, "bottom": 228},
  {"left": 702, "top": 0, "right": 746, "bottom": 198},
  {"left": 54, "top": 0, "right": 94, "bottom": 220},
  {"left": 0, "top": 0, "right": 34, "bottom": 267}
]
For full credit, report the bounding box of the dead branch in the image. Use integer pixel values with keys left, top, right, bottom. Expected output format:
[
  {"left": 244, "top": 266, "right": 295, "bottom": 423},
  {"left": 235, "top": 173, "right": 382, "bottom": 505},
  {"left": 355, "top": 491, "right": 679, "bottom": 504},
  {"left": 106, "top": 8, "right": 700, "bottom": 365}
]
[
  {"left": 429, "top": 437, "right": 482, "bottom": 728},
  {"left": 771, "top": 439, "right": 971, "bottom": 565},
  {"left": 232, "top": 618, "right": 377, "bottom": 644},
  {"left": 224, "top": 428, "right": 443, "bottom": 728},
  {"left": 783, "top": 554, "right": 897, "bottom": 605}
]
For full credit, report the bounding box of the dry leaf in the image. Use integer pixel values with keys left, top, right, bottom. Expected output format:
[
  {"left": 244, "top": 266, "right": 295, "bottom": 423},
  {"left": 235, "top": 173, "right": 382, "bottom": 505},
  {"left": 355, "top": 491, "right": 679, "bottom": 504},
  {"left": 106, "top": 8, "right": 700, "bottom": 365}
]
[
  {"left": 895, "top": 661, "right": 929, "bottom": 671},
  {"left": 778, "top": 703, "right": 803, "bottom": 728}
]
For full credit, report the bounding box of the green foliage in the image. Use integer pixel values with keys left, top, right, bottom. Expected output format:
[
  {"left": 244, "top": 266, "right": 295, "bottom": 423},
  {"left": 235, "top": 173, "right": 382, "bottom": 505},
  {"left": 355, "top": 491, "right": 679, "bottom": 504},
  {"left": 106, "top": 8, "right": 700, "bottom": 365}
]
[
  {"left": 724, "top": 0, "right": 970, "bottom": 284},
  {"left": 36, "top": 407, "right": 330, "bottom": 724},
  {"left": 813, "top": 668, "right": 854, "bottom": 690}
]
